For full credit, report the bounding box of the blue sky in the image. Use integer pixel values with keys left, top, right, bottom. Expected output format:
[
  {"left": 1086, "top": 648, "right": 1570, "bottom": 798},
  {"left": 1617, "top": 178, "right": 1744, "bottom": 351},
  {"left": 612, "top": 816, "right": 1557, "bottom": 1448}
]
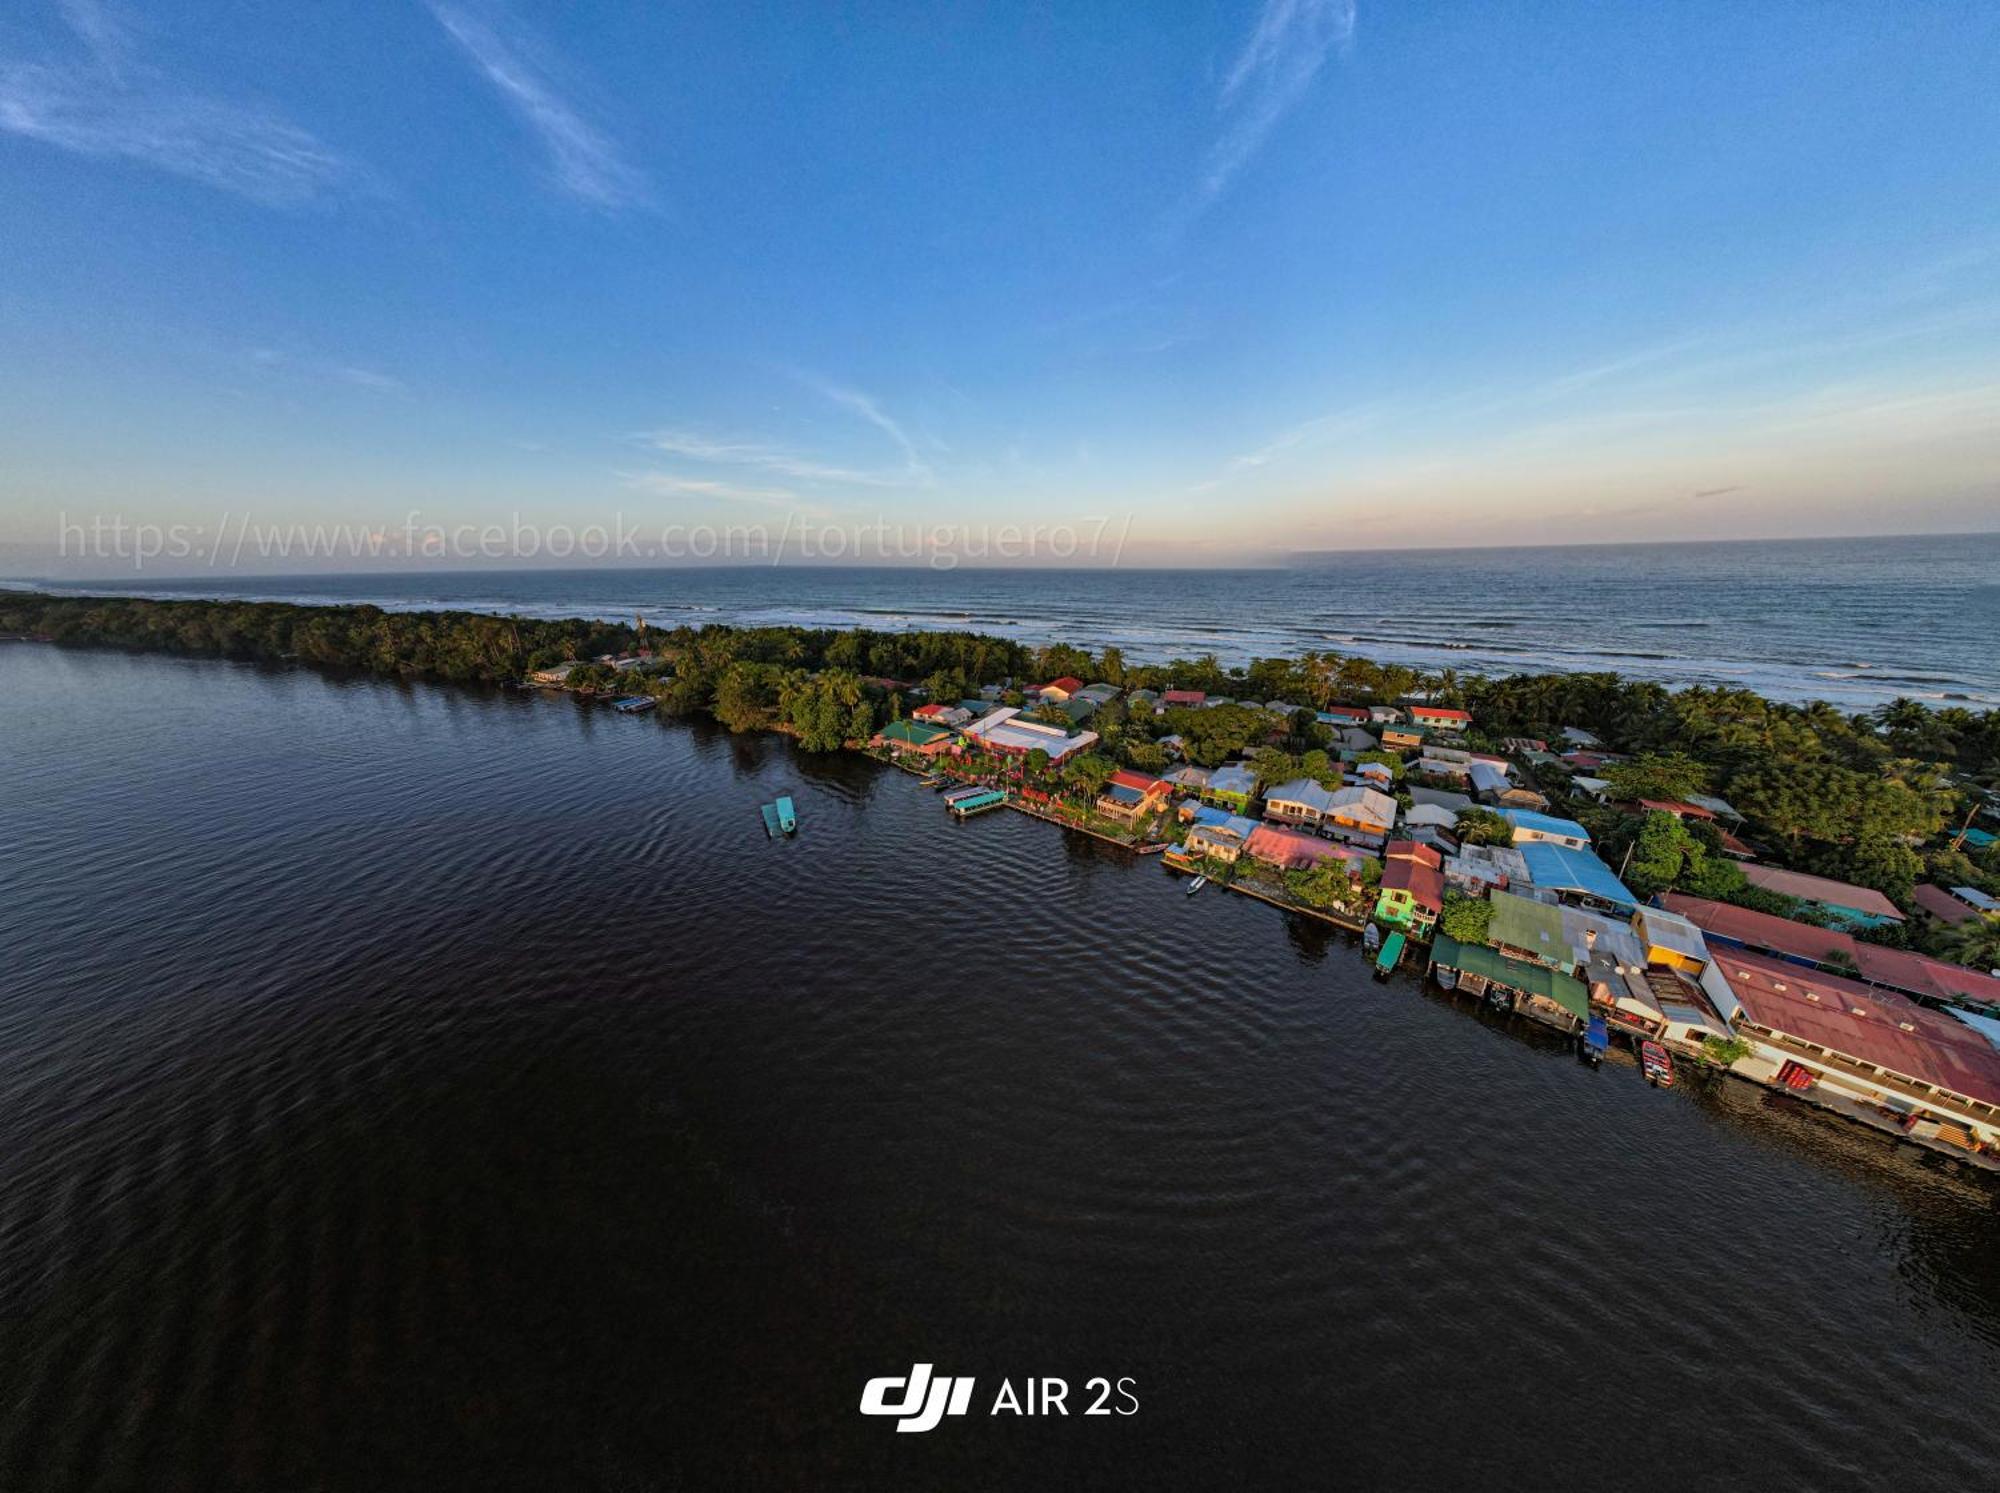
[{"left": 5, "top": 0, "right": 2000, "bottom": 572}]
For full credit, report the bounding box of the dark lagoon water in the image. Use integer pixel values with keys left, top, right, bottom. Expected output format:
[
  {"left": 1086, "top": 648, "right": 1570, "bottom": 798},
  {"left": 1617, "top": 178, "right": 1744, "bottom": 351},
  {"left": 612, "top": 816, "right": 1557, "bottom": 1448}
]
[
  {"left": 4, "top": 644, "right": 2000, "bottom": 1491},
  {"left": 19, "top": 531, "right": 2000, "bottom": 711}
]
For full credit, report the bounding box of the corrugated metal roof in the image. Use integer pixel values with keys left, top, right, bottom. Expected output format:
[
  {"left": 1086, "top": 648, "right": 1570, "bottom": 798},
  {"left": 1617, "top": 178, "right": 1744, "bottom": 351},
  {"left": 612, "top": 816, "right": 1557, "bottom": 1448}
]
[
  {"left": 1721, "top": 951, "right": 2000, "bottom": 1108},
  {"left": 1488, "top": 891, "right": 1569, "bottom": 961},
  {"left": 1502, "top": 809, "right": 1592, "bottom": 841},
  {"left": 1518, "top": 843, "right": 1635, "bottom": 906},
  {"left": 1738, "top": 864, "right": 1904, "bottom": 920},
  {"left": 1432, "top": 936, "right": 1589, "bottom": 1019}
]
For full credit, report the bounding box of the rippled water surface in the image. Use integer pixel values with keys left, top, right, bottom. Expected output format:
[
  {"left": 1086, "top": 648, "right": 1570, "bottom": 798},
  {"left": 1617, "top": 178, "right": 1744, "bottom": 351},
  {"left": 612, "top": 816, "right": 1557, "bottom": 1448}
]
[{"left": 3, "top": 646, "right": 1998, "bottom": 1491}]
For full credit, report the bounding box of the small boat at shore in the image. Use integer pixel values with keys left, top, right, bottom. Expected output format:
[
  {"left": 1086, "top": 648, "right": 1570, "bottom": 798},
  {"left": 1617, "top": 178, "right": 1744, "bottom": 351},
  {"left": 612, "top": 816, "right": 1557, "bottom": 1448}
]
[
  {"left": 1579, "top": 1017, "right": 1609, "bottom": 1069},
  {"left": 1641, "top": 1039, "right": 1675, "bottom": 1088},
  {"left": 1433, "top": 964, "right": 1457, "bottom": 991},
  {"left": 1362, "top": 922, "right": 1381, "bottom": 955},
  {"left": 612, "top": 695, "right": 656, "bottom": 713},
  {"left": 1186, "top": 874, "right": 1208, "bottom": 896},
  {"left": 1374, "top": 930, "right": 1406, "bottom": 978}
]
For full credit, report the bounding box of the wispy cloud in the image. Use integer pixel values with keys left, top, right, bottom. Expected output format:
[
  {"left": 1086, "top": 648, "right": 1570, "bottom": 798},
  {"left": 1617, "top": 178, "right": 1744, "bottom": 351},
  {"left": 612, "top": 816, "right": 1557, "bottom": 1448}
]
[
  {"left": 640, "top": 431, "right": 904, "bottom": 487},
  {"left": 0, "top": 4, "right": 353, "bottom": 206},
  {"left": 247, "top": 347, "right": 408, "bottom": 395},
  {"left": 1191, "top": 0, "right": 1355, "bottom": 215},
  {"left": 424, "top": 1, "right": 649, "bottom": 209},
  {"left": 621, "top": 470, "right": 833, "bottom": 518},
  {"left": 334, "top": 366, "right": 410, "bottom": 395},
  {"left": 640, "top": 380, "right": 935, "bottom": 489},
  {"left": 803, "top": 376, "right": 934, "bottom": 484}
]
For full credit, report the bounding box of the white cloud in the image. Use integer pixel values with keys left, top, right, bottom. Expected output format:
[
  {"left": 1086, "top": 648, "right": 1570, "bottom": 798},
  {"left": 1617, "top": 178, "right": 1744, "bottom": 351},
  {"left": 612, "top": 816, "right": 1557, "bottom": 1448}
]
[
  {"left": 1194, "top": 0, "right": 1355, "bottom": 213},
  {"left": 621, "top": 469, "right": 833, "bottom": 518},
  {"left": 425, "top": 1, "right": 649, "bottom": 209},
  {"left": 802, "top": 376, "right": 934, "bottom": 484},
  {"left": 0, "top": 5, "right": 352, "bottom": 207}
]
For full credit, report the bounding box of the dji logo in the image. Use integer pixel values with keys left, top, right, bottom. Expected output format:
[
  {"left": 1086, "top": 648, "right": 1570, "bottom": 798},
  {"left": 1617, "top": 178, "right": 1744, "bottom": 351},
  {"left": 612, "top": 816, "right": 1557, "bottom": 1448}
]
[
  {"left": 860, "top": 1363, "right": 1138, "bottom": 1432},
  {"left": 858, "top": 1363, "right": 977, "bottom": 1434}
]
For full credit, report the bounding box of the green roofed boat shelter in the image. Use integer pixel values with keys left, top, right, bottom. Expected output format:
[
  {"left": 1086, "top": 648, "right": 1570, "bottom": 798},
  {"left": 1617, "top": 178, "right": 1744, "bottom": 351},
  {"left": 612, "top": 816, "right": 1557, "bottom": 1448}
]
[
  {"left": 1486, "top": 891, "right": 1577, "bottom": 973},
  {"left": 1430, "top": 935, "right": 1590, "bottom": 1032}
]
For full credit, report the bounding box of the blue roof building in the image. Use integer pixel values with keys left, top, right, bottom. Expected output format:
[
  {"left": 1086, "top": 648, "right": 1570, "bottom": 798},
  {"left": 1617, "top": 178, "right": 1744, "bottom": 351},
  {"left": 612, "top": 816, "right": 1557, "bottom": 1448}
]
[
  {"left": 1519, "top": 842, "right": 1635, "bottom": 910},
  {"left": 1502, "top": 809, "right": 1593, "bottom": 848}
]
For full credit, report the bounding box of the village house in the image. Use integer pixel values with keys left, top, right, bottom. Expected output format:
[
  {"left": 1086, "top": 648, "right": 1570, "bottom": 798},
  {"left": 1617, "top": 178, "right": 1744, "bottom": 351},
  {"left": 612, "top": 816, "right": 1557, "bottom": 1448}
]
[
  {"left": 875, "top": 719, "right": 958, "bottom": 757},
  {"left": 1736, "top": 864, "right": 1905, "bottom": 930},
  {"left": 1409, "top": 705, "right": 1471, "bottom": 731},
  {"left": 1495, "top": 785, "right": 1550, "bottom": 811},
  {"left": 529, "top": 661, "right": 582, "bottom": 685},
  {"left": 1073, "top": 682, "right": 1121, "bottom": 706},
  {"left": 1162, "top": 763, "right": 1211, "bottom": 794},
  {"left": 910, "top": 702, "right": 972, "bottom": 728},
  {"left": 1657, "top": 893, "right": 2000, "bottom": 1016},
  {"left": 1034, "top": 676, "right": 1086, "bottom": 702},
  {"left": 1353, "top": 760, "right": 1396, "bottom": 790},
  {"left": 1096, "top": 769, "right": 1172, "bottom": 823},
  {"left": 1263, "top": 777, "right": 1339, "bottom": 829},
  {"left": 1409, "top": 786, "right": 1474, "bottom": 815},
  {"left": 1324, "top": 786, "right": 1397, "bottom": 848},
  {"left": 1203, "top": 763, "right": 1259, "bottom": 813},
  {"left": 1319, "top": 705, "right": 1371, "bottom": 726},
  {"left": 1518, "top": 841, "right": 1636, "bottom": 912},
  {"left": 1182, "top": 807, "right": 1260, "bottom": 864},
  {"left": 1444, "top": 842, "right": 1529, "bottom": 896},
  {"left": 1161, "top": 689, "right": 1207, "bottom": 709},
  {"left": 1562, "top": 726, "right": 1603, "bottom": 748},
  {"left": 1375, "top": 841, "right": 1445, "bottom": 937},
  {"left": 1127, "top": 687, "right": 1160, "bottom": 710},
  {"left": 1401, "top": 800, "right": 1460, "bottom": 835},
  {"left": 1502, "top": 809, "right": 1592, "bottom": 850},
  {"left": 1913, "top": 883, "right": 1989, "bottom": 927},
  {"left": 1716, "top": 952, "right": 2000, "bottom": 1156},
  {"left": 1631, "top": 905, "right": 1710, "bottom": 975},
  {"left": 1487, "top": 891, "right": 1579, "bottom": 974},
  {"left": 1330, "top": 726, "right": 1379, "bottom": 754},
  {"left": 961, "top": 707, "right": 1098, "bottom": 764},
  {"left": 1381, "top": 723, "right": 1428, "bottom": 751},
  {"left": 1369, "top": 705, "right": 1405, "bottom": 724},
  {"left": 1246, "top": 824, "right": 1368, "bottom": 873}
]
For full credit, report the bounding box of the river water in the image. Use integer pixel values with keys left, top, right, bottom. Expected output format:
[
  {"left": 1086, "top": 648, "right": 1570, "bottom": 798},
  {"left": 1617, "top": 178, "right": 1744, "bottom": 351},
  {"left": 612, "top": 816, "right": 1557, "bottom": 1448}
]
[{"left": 2, "top": 645, "right": 1997, "bottom": 1490}]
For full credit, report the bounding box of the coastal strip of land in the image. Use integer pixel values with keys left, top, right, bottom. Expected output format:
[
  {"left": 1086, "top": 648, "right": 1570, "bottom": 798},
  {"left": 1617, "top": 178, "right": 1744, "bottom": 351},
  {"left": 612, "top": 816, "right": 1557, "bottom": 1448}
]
[{"left": 6, "top": 588, "right": 2000, "bottom": 1168}]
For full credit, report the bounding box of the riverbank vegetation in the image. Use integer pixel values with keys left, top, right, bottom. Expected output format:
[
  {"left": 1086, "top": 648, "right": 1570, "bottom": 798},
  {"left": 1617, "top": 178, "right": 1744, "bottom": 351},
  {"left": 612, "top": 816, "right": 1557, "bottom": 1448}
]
[{"left": 6, "top": 590, "right": 1997, "bottom": 961}]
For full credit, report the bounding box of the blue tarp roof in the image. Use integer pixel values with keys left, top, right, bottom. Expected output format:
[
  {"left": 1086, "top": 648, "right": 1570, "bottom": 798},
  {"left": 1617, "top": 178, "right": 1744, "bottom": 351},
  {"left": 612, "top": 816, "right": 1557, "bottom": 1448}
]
[
  {"left": 1520, "top": 841, "right": 1635, "bottom": 906},
  {"left": 1503, "top": 809, "right": 1592, "bottom": 841}
]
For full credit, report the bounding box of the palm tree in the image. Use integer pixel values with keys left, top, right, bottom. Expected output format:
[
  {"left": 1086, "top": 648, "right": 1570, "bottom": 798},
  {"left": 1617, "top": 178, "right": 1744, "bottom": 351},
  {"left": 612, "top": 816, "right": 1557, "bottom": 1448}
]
[{"left": 1941, "top": 919, "right": 2000, "bottom": 974}]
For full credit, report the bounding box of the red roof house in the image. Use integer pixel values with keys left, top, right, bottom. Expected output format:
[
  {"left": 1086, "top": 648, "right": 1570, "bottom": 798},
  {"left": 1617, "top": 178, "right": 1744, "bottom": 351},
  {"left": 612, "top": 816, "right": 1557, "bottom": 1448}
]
[
  {"left": 1410, "top": 705, "right": 1471, "bottom": 728},
  {"left": 1036, "top": 676, "right": 1085, "bottom": 701},
  {"left": 1162, "top": 689, "right": 1207, "bottom": 707}
]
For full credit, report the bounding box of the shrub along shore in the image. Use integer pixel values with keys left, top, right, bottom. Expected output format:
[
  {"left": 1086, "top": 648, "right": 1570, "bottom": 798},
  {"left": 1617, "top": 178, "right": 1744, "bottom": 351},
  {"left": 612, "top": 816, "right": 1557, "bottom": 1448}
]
[{"left": 4, "top": 589, "right": 1997, "bottom": 971}]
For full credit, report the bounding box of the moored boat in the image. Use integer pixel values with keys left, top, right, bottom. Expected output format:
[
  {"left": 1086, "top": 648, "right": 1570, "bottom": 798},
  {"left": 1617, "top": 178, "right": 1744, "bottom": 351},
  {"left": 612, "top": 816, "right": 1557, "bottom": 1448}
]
[
  {"left": 1641, "top": 1039, "right": 1675, "bottom": 1088},
  {"left": 758, "top": 801, "right": 782, "bottom": 838},
  {"left": 1362, "top": 922, "right": 1382, "bottom": 954},
  {"left": 1579, "top": 1017, "right": 1610, "bottom": 1069},
  {"left": 1186, "top": 873, "right": 1208, "bottom": 896},
  {"left": 775, "top": 795, "right": 797, "bottom": 834},
  {"left": 1374, "top": 930, "right": 1406, "bottom": 978},
  {"left": 1433, "top": 964, "right": 1458, "bottom": 991}
]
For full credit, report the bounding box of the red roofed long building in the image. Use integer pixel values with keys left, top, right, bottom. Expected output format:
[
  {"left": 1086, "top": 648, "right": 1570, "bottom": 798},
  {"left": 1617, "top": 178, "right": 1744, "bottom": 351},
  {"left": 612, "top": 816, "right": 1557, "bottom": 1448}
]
[
  {"left": 1715, "top": 950, "right": 2000, "bottom": 1155},
  {"left": 1657, "top": 893, "right": 2000, "bottom": 1015}
]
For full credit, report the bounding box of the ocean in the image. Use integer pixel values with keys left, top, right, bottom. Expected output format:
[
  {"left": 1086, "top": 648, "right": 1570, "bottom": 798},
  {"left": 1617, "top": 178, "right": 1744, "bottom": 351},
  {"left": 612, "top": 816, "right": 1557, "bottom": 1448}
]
[
  {"left": 3, "top": 644, "right": 1998, "bottom": 1490},
  {"left": 20, "top": 531, "right": 2000, "bottom": 712}
]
